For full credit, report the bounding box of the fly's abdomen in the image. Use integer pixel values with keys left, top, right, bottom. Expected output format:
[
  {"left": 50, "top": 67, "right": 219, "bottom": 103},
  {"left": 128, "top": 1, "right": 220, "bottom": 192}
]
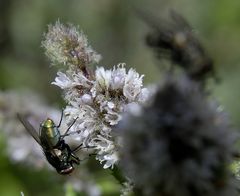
[{"left": 40, "top": 119, "right": 61, "bottom": 148}]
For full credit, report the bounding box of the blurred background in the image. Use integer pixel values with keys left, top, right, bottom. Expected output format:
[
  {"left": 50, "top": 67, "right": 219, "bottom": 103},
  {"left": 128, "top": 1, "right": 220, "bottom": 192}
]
[{"left": 1, "top": 0, "right": 240, "bottom": 195}]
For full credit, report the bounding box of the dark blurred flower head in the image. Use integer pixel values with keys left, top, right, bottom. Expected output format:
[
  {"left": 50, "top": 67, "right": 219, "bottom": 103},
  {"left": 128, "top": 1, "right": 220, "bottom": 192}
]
[
  {"left": 118, "top": 75, "right": 237, "bottom": 196},
  {"left": 140, "top": 10, "right": 214, "bottom": 81}
]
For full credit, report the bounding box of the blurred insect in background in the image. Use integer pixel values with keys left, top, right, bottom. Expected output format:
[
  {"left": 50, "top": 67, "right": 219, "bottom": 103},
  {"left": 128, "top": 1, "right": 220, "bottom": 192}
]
[
  {"left": 138, "top": 10, "right": 215, "bottom": 81},
  {"left": 17, "top": 112, "right": 81, "bottom": 175}
]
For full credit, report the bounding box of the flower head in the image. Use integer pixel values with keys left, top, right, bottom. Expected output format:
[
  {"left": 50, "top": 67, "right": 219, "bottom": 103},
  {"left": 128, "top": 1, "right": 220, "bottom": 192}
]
[
  {"left": 42, "top": 21, "right": 101, "bottom": 71},
  {"left": 117, "top": 75, "right": 238, "bottom": 196},
  {"left": 52, "top": 63, "right": 147, "bottom": 169},
  {"left": 43, "top": 21, "right": 149, "bottom": 169}
]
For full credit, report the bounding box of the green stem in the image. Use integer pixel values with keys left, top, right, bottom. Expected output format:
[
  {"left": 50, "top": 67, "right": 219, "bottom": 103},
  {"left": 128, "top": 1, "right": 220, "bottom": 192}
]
[{"left": 111, "top": 166, "right": 127, "bottom": 185}]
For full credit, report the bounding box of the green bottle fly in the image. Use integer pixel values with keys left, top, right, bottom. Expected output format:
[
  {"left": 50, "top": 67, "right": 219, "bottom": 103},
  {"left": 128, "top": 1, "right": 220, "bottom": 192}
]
[{"left": 17, "top": 114, "right": 81, "bottom": 175}]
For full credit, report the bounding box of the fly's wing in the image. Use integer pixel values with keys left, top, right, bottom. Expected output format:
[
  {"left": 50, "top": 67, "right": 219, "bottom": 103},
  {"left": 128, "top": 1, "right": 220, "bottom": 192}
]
[
  {"left": 169, "top": 10, "right": 192, "bottom": 31},
  {"left": 17, "top": 113, "right": 60, "bottom": 170},
  {"left": 17, "top": 113, "right": 41, "bottom": 145}
]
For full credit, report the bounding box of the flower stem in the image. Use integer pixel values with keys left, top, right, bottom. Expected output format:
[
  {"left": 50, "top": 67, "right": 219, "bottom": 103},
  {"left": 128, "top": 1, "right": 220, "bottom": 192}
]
[{"left": 111, "top": 166, "right": 127, "bottom": 185}]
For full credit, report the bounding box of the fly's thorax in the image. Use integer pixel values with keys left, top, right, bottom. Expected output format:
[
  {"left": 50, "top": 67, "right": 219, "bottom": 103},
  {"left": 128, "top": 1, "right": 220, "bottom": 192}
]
[
  {"left": 40, "top": 118, "right": 61, "bottom": 148},
  {"left": 52, "top": 148, "right": 68, "bottom": 160},
  {"left": 51, "top": 148, "right": 74, "bottom": 175},
  {"left": 53, "top": 149, "right": 62, "bottom": 157}
]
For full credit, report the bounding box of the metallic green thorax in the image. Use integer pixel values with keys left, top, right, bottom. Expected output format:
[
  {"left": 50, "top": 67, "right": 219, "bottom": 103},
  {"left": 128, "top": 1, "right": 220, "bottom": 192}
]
[{"left": 40, "top": 118, "right": 61, "bottom": 149}]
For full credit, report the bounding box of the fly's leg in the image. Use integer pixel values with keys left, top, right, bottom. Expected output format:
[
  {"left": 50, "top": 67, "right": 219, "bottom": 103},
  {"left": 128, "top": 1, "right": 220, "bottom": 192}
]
[
  {"left": 57, "top": 109, "right": 64, "bottom": 128},
  {"left": 72, "top": 143, "right": 83, "bottom": 152},
  {"left": 65, "top": 143, "right": 80, "bottom": 165},
  {"left": 60, "top": 117, "right": 78, "bottom": 139},
  {"left": 71, "top": 144, "right": 97, "bottom": 164},
  {"left": 70, "top": 152, "right": 80, "bottom": 164}
]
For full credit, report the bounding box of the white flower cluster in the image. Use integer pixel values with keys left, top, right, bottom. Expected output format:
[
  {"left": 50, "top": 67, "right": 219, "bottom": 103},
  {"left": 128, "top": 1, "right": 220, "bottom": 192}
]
[
  {"left": 53, "top": 64, "right": 148, "bottom": 168},
  {"left": 42, "top": 21, "right": 149, "bottom": 169}
]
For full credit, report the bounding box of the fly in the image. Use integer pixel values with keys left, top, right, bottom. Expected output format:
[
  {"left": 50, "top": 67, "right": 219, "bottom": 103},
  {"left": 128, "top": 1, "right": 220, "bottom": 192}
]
[{"left": 17, "top": 112, "right": 81, "bottom": 175}]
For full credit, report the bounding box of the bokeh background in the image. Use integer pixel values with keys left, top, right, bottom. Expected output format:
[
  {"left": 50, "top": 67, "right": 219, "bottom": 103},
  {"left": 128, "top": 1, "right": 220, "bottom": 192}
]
[{"left": 1, "top": 0, "right": 240, "bottom": 195}]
